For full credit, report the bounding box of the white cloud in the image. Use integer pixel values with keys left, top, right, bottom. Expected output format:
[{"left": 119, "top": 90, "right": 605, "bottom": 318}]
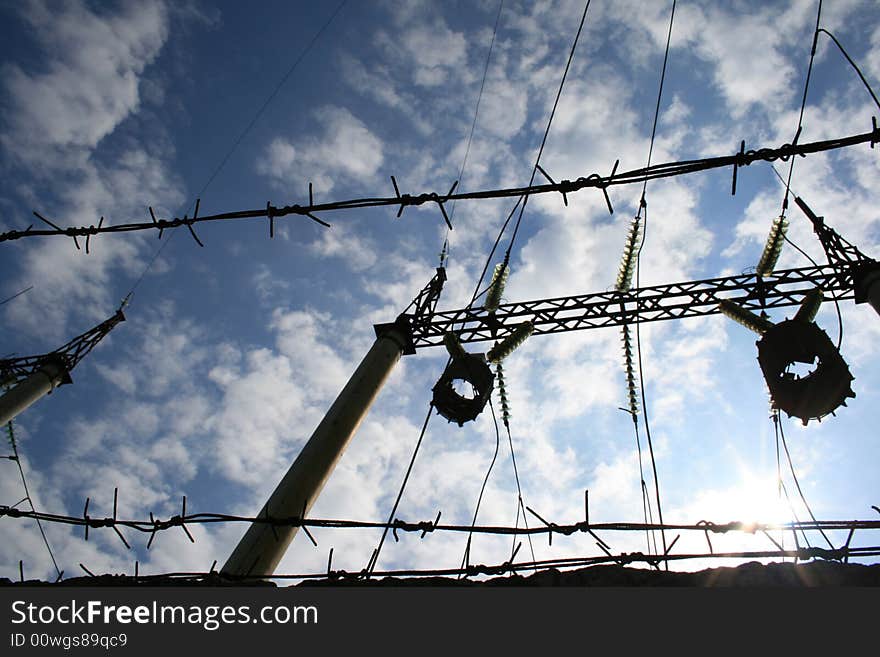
[
  {"left": 258, "top": 106, "right": 384, "bottom": 193},
  {"left": 376, "top": 7, "right": 468, "bottom": 88},
  {"left": 252, "top": 264, "right": 290, "bottom": 305},
  {"left": 1, "top": 0, "right": 169, "bottom": 166},
  {"left": 1, "top": 144, "right": 184, "bottom": 341},
  {"left": 308, "top": 223, "right": 377, "bottom": 272},
  {"left": 338, "top": 55, "right": 435, "bottom": 137},
  {"left": 0, "top": 1, "right": 182, "bottom": 340},
  {"left": 478, "top": 74, "right": 529, "bottom": 140}
]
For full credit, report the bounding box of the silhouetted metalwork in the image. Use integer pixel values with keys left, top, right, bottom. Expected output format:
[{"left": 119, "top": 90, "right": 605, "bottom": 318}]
[
  {"left": 758, "top": 319, "right": 855, "bottom": 425},
  {"left": 374, "top": 266, "right": 447, "bottom": 355},
  {"left": 4, "top": 499, "right": 880, "bottom": 581},
  {"left": 2, "top": 499, "right": 877, "bottom": 546},
  {"left": 408, "top": 264, "right": 855, "bottom": 349},
  {"left": 432, "top": 353, "right": 494, "bottom": 426},
  {"left": 0, "top": 308, "right": 125, "bottom": 388},
  {"left": 794, "top": 196, "right": 880, "bottom": 307},
  {"left": 2, "top": 125, "right": 878, "bottom": 247}
]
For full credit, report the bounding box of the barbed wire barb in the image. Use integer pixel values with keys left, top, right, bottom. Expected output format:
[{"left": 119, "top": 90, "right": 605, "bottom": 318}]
[{"left": 3, "top": 125, "right": 878, "bottom": 247}]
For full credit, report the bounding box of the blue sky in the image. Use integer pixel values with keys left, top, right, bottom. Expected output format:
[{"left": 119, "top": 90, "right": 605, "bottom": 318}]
[{"left": 1, "top": 0, "right": 879, "bottom": 581}]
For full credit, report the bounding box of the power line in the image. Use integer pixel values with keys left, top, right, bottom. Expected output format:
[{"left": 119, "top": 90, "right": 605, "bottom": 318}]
[
  {"left": 630, "top": 0, "right": 677, "bottom": 567},
  {"left": 365, "top": 402, "right": 434, "bottom": 576},
  {"left": 448, "top": 0, "right": 504, "bottom": 228},
  {"left": 818, "top": 28, "right": 880, "bottom": 112},
  {"left": 0, "top": 286, "right": 33, "bottom": 306},
  {"left": 459, "top": 398, "right": 502, "bottom": 575},
  {"left": 123, "top": 0, "right": 349, "bottom": 301},
  {"left": 781, "top": 0, "right": 822, "bottom": 214},
  {"left": 504, "top": 0, "right": 593, "bottom": 261},
  {"left": 453, "top": 0, "right": 594, "bottom": 565},
  {"left": 3, "top": 419, "right": 62, "bottom": 581}
]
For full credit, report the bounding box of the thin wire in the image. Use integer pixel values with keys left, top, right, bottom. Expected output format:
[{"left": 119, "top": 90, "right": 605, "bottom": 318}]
[
  {"left": 367, "top": 402, "right": 434, "bottom": 576},
  {"left": 504, "top": 0, "right": 592, "bottom": 260},
  {"left": 777, "top": 413, "right": 835, "bottom": 550},
  {"left": 501, "top": 405, "right": 537, "bottom": 568},
  {"left": 0, "top": 286, "right": 33, "bottom": 306},
  {"left": 194, "top": 0, "right": 349, "bottom": 205},
  {"left": 632, "top": 0, "right": 677, "bottom": 567},
  {"left": 5, "top": 420, "right": 62, "bottom": 580},
  {"left": 459, "top": 398, "right": 502, "bottom": 576},
  {"left": 634, "top": 205, "right": 668, "bottom": 566},
  {"left": 449, "top": 0, "right": 504, "bottom": 226},
  {"left": 781, "top": 0, "right": 823, "bottom": 213},
  {"left": 818, "top": 28, "right": 880, "bottom": 112},
  {"left": 457, "top": 0, "right": 592, "bottom": 318},
  {"left": 630, "top": 416, "right": 655, "bottom": 554},
  {"left": 125, "top": 0, "right": 348, "bottom": 301},
  {"left": 768, "top": 164, "right": 844, "bottom": 350},
  {"left": 773, "top": 412, "right": 813, "bottom": 548},
  {"left": 637, "top": 0, "right": 676, "bottom": 208}
]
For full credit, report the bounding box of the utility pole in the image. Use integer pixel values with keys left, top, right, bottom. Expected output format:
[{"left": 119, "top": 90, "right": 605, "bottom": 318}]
[
  {"left": 0, "top": 308, "right": 125, "bottom": 426},
  {"left": 222, "top": 268, "right": 446, "bottom": 577},
  {"left": 0, "top": 356, "right": 70, "bottom": 426}
]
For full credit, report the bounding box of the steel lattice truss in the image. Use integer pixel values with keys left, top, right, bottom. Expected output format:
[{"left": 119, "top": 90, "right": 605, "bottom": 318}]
[
  {"left": 407, "top": 263, "right": 858, "bottom": 350},
  {"left": 0, "top": 309, "right": 125, "bottom": 387}
]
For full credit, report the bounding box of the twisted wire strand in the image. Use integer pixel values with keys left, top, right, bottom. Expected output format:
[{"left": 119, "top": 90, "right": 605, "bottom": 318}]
[
  {"left": 58, "top": 543, "right": 880, "bottom": 585},
  {"left": 5, "top": 126, "right": 875, "bottom": 246}
]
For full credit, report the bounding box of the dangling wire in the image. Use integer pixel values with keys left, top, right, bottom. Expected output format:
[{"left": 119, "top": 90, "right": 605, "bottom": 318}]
[
  {"left": 495, "top": 361, "right": 537, "bottom": 568},
  {"left": 366, "top": 402, "right": 434, "bottom": 576},
  {"left": 461, "top": 0, "right": 593, "bottom": 322},
  {"left": 448, "top": 0, "right": 505, "bottom": 230},
  {"left": 781, "top": 0, "right": 823, "bottom": 215},
  {"left": 817, "top": 28, "right": 880, "bottom": 112},
  {"left": 459, "top": 398, "right": 502, "bottom": 577},
  {"left": 772, "top": 411, "right": 819, "bottom": 550},
  {"left": 629, "top": 0, "right": 677, "bottom": 568},
  {"left": 124, "top": 1, "right": 349, "bottom": 305},
  {"left": 776, "top": 412, "right": 835, "bottom": 550},
  {"left": 621, "top": 325, "right": 656, "bottom": 554},
  {"left": 503, "top": 0, "right": 592, "bottom": 263},
  {"left": 767, "top": 164, "right": 844, "bottom": 350},
  {"left": 5, "top": 419, "right": 62, "bottom": 580}
]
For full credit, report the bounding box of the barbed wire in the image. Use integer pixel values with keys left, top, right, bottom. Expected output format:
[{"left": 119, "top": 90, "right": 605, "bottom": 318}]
[
  {"left": 2, "top": 494, "right": 877, "bottom": 547},
  {"left": 4, "top": 489, "right": 878, "bottom": 583},
  {"left": 2, "top": 123, "right": 877, "bottom": 248},
  {"left": 20, "top": 544, "right": 878, "bottom": 585}
]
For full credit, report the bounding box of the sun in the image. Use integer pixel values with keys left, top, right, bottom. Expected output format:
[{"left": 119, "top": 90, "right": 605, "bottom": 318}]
[{"left": 688, "top": 471, "right": 795, "bottom": 529}]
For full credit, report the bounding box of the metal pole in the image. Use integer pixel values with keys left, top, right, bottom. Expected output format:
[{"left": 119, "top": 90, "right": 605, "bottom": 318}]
[
  {"left": 0, "top": 357, "right": 69, "bottom": 427},
  {"left": 221, "top": 326, "right": 409, "bottom": 577}
]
